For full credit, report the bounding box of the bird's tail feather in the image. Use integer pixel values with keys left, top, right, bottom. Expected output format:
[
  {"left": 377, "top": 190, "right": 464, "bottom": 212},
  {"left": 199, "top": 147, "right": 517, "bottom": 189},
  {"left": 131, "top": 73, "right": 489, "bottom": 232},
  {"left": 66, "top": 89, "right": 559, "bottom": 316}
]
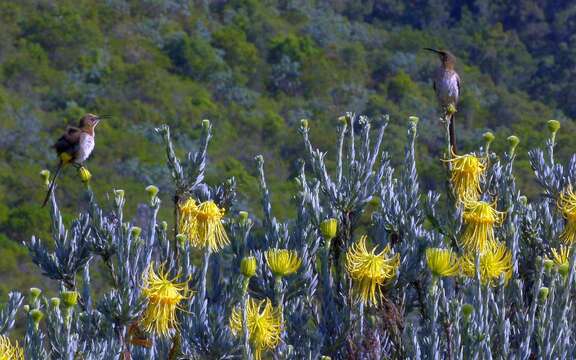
[
  {"left": 448, "top": 113, "right": 457, "bottom": 155},
  {"left": 42, "top": 162, "right": 63, "bottom": 208}
]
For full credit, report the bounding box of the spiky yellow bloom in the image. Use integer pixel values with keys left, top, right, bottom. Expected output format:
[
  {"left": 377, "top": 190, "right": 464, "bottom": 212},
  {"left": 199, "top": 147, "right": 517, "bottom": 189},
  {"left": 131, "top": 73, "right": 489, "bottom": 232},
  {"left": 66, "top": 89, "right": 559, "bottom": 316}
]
[
  {"left": 230, "top": 298, "right": 282, "bottom": 360},
  {"left": 140, "top": 263, "right": 190, "bottom": 337},
  {"left": 444, "top": 152, "right": 486, "bottom": 201},
  {"left": 78, "top": 166, "right": 92, "bottom": 183},
  {"left": 460, "top": 199, "right": 505, "bottom": 254},
  {"left": 0, "top": 335, "right": 24, "bottom": 360},
  {"left": 265, "top": 249, "right": 301, "bottom": 277},
  {"left": 461, "top": 242, "right": 512, "bottom": 286},
  {"left": 550, "top": 246, "right": 570, "bottom": 267},
  {"left": 425, "top": 248, "right": 460, "bottom": 277},
  {"left": 345, "top": 235, "right": 400, "bottom": 306},
  {"left": 558, "top": 186, "right": 576, "bottom": 245},
  {"left": 179, "top": 199, "right": 229, "bottom": 252}
]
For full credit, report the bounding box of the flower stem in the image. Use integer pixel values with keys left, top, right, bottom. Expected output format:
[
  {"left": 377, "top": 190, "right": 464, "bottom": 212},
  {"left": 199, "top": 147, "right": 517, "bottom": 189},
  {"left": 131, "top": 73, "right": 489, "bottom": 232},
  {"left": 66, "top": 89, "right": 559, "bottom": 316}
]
[{"left": 241, "top": 277, "right": 252, "bottom": 360}]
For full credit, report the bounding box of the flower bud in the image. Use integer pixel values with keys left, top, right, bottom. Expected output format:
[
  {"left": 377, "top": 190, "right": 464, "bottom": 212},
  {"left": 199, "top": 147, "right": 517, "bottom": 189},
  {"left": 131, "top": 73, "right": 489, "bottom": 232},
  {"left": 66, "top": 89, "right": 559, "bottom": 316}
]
[
  {"left": 320, "top": 357, "right": 332, "bottom": 360},
  {"left": 114, "top": 189, "right": 125, "bottom": 204},
  {"left": 547, "top": 120, "right": 560, "bottom": 134},
  {"left": 338, "top": 115, "right": 348, "bottom": 126},
  {"left": 176, "top": 234, "right": 187, "bottom": 248},
  {"left": 320, "top": 218, "right": 338, "bottom": 240},
  {"left": 61, "top": 291, "right": 79, "bottom": 308},
  {"left": 543, "top": 259, "right": 554, "bottom": 272},
  {"left": 483, "top": 131, "right": 495, "bottom": 144},
  {"left": 240, "top": 256, "right": 257, "bottom": 278},
  {"left": 40, "top": 170, "right": 51, "bottom": 187},
  {"left": 238, "top": 211, "right": 249, "bottom": 225},
  {"left": 161, "top": 221, "right": 168, "bottom": 231},
  {"left": 519, "top": 196, "right": 528, "bottom": 206},
  {"left": 130, "top": 226, "right": 142, "bottom": 238},
  {"left": 50, "top": 297, "right": 61, "bottom": 309},
  {"left": 408, "top": 116, "right": 419, "bottom": 126},
  {"left": 29, "top": 287, "right": 42, "bottom": 303},
  {"left": 30, "top": 309, "right": 44, "bottom": 330},
  {"left": 462, "top": 303, "right": 474, "bottom": 319},
  {"left": 559, "top": 263, "right": 570, "bottom": 278},
  {"left": 446, "top": 104, "right": 457, "bottom": 115},
  {"left": 300, "top": 119, "right": 309, "bottom": 129},
  {"left": 145, "top": 185, "right": 159, "bottom": 202},
  {"left": 507, "top": 135, "right": 520, "bottom": 155},
  {"left": 78, "top": 166, "right": 92, "bottom": 183},
  {"left": 538, "top": 287, "right": 549, "bottom": 302},
  {"left": 23, "top": 305, "right": 30, "bottom": 313},
  {"left": 202, "top": 119, "right": 211, "bottom": 129}
]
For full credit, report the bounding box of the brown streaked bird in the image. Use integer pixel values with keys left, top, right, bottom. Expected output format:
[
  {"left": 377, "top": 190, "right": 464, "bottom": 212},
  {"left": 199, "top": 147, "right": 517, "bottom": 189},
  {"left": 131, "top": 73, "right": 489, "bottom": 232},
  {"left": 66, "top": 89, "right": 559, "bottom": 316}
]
[
  {"left": 424, "top": 48, "right": 461, "bottom": 154},
  {"left": 42, "top": 113, "right": 104, "bottom": 207}
]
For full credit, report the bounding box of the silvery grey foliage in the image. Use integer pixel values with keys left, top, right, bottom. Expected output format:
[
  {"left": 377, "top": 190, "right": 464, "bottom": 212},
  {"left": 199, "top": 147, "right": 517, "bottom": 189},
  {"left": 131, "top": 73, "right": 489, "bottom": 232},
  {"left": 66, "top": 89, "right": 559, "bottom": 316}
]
[{"left": 2, "top": 114, "right": 576, "bottom": 359}]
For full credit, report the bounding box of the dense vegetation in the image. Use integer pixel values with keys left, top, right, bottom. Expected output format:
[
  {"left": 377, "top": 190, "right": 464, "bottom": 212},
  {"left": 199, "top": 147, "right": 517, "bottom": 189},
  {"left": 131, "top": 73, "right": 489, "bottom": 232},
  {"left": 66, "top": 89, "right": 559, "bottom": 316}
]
[{"left": 1, "top": 0, "right": 576, "bottom": 299}]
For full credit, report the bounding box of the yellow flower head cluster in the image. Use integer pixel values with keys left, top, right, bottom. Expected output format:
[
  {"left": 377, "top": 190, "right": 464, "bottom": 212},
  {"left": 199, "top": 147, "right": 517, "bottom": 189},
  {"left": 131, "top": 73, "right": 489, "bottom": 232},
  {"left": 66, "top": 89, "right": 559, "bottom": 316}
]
[
  {"left": 230, "top": 298, "right": 282, "bottom": 360},
  {"left": 550, "top": 246, "right": 570, "bottom": 267},
  {"left": 461, "top": 242, "right": 512, "bottom": 286},
  {"left": 0, "top": 335, "right": 23, "bottom": 360},
  {"left": 265, "top": 249, "right": 301, "bottom": 277},
  {"left": 179, "top": 198, "right": 229, "bottom": 252},
  {"left": 445, "top": 152, "right": 486, "bottom": 202},
  {"left": 426, "top": 248, "right": 459, "bottom": 277},
  {"left": 345, "top": 235, "right": 400, "bottom": 306},
  {"left": 460, "top": 199, "right": 505, "bottom": 254},
  {"left": 140, "top": 263, "right": 190, "bottom": 337},
  {"left": 558, "top": 186, "right": 576, "bottom": 245}
]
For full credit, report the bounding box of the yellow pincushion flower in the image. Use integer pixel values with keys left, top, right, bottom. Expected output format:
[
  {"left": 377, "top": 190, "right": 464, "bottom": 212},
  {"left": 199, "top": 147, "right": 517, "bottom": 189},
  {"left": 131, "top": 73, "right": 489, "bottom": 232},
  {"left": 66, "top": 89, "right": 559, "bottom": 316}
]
[
  {"left": 179, "top": 199, "right": 229, "bottom": 252},
  {"left": 265, "top": 249, "right": 301, "bottom": 277},
  {"left": 558, "top": 186, "right": 576, "bottom": 245},
  {"left": 425, "top": 248, "right": 460, "bottom": 277},
  {"left": 461, "top": 242, "right": 512, "bottom": 286},
  {"left": 140, "top": 263, "right": 190, "bottom": 337},
  {"left": 230, "top": 298, "right": 282, "bottom": 360},
  {"left": 345, "top": 235, "right": 400, "bottom": 306},
  {"left": 444, "top": 152, "right": 486, "bottom": 201},
  {"left": 0, "top": 335, "right": 24, "bottom": 360},
  {"left": 460, "top": 199, "right": 505, "bottom": 254},
  {"left": 550, "top": 246, "right": 570, "bottom": 267}
]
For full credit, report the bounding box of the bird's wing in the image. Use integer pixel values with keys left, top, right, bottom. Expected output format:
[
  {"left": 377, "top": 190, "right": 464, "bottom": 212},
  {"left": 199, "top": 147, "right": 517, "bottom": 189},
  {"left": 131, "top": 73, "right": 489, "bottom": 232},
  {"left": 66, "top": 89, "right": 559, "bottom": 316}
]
[{"left": 53, "top": 127, "right": 81, "bottom": 155}]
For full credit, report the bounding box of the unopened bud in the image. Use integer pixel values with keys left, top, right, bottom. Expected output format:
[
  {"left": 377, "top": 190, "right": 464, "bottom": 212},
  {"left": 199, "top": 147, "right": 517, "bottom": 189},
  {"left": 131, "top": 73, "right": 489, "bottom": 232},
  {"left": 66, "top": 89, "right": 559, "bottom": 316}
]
[
  {"left": 29, "top": 288, "right": 42, "bottom": 303},
  {"left": 50, "top": 297, "right": 61, "bottom": 309},
  {"left": 462, "top": 303, "right": 474, "bottom": 318},
  {"left": 114, "top": 189, "right": 125, "bottom": 205},
  {"left": 320, "top": 218, "right": 338, "bottom": 240},
  {"left": 23, "top": 305, "right": 30, "bottom": 313},
  {"left": 78, "top": 166, "right": 92, "bottom": 183},
  {"left": 300, "top": 119, "right": 309, "bottom": 129},
  {"left": 507, "top": 135, "right": 520, "bottom": 155},
  {"left": 130, "top": 226, "right": 142, "bottom": 238},
  {"left": 559, "top": 263, "right": 570, "bottom": 278},
  {"left": 538, "top": 287, "right": 549, "bottom": 302},
  {"left": 519, "top": 196, "right": 528, "bottom": 206},
  {"left": 61, "top": 291, "right": 79, "bottom": 308},
  {"left": 40, "top": 170, "right": 51, "bottom": 187},
  {"left": 240, "top": 256, "right": 257, "bottom": 278},
  {"left": 408, "top": 116, "right": 419, "bottom": 127},
  {"left": 338, "top": 116, "right": 347, "bottom": 126},
  {"left": 547, "top": 120, "right": 560, "bottom": 134},
  {"left": 176, "top": 234, "right": 187, "bottom": 248},
  {"left": 30, "top": 309, "right": 44, "bottom": 330},
  {"left": 238, "top": 211, "right": 249, "bottom": 225},
  {"left": 483, "top": 131, "right": 495, "bottom": 144},
  {"left": 161, "top": 221, "right": 168, "bottom": 231},
  {"left": 202, "top": 119, "right": 211, "bottom": 129},
  {"left": 145, "top": 185, "right": 159, "bottom": 202},
  {"left": 543, "top": 259, "right": 554, "bottom": 272}
]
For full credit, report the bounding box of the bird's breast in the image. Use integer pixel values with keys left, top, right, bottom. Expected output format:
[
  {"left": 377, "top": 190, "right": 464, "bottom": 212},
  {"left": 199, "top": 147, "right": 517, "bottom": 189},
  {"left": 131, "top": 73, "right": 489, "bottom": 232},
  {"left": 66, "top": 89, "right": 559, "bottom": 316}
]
[{"left": 76, "top": 133, "right": 95, "bottom": 163}]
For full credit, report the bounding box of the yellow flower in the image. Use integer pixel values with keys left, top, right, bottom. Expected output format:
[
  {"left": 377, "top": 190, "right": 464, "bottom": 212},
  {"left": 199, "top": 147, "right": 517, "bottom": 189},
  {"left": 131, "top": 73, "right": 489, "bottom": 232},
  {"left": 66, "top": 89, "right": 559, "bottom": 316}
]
[
  {"left": 461, "top": 242, "right": 512, "bottom": 286},
  {"left": 265, "top": 249, "right": 301, "bottom": 277},
  {"left": 444, "top": 152, "right": 486, "bottom": 201},
  {"left": 140, "top": 263, "right": 190, "bottom": 337},
  {"left": 0, "top": 335, "right": 24, "bottom": 360},
  {"left": 240, "top": 256, "right": 258, "bottom": 278},
  {"left": 425, "top": 248, "right": 460, "bottom": 277},
  {"left": 558, "top": 186, "right": 576, "bottom": 245},
  {"left": 230, "top": 298, "right": 282, "bottom": 360},
  {"left": 460, "top": 199, "right": 505, "bottom": 254},
  {"left": 550, "top": 246, "right": 570, "bottom": 267},
  {"left": 345, "top": 235, "right": 400, "bottom": 306},
  {"left": 78, "top": 166, "right": 92, "bottom": 183},
  {"left": 179, "top": 199, "right": 229, "bottom": 252}
]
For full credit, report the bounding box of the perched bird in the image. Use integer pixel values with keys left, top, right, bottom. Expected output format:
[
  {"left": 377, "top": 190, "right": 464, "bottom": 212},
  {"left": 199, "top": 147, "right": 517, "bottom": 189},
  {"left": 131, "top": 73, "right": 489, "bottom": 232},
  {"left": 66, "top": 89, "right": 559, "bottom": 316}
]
[
  {"left": 424, "top": 48, "right": 461, "bottom": 154},
  {"left": 42, "top": 113, "right": 103, "bottom": 207}
]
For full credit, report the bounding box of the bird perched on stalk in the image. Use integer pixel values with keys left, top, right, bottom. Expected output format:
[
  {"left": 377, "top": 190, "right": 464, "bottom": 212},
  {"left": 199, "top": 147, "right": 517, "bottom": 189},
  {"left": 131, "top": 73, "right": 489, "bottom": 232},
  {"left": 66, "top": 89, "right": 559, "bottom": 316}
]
[
  {"left": 425, "top": 48, "right": 461, "bottom": 154},
  {"left": 42, "top": 113, "right": 105, "bottom": 207}
]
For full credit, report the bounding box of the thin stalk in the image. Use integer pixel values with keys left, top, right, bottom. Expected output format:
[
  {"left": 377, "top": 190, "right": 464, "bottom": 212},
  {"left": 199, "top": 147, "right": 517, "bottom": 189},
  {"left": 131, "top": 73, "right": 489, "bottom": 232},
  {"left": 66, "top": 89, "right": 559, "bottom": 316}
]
[{"left": 241, "top": 277, "right": 252, "bottom": 360}]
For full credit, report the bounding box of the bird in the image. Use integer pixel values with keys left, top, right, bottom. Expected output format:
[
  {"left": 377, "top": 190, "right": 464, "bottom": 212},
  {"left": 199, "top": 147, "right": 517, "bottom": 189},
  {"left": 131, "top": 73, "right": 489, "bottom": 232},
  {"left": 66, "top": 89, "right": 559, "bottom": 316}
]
[
  {"left": 42, "top": 113, "right": 104, "bottom": 207},
  {"left": 424, "top": 48, "right": 461, "bottom": 154}
]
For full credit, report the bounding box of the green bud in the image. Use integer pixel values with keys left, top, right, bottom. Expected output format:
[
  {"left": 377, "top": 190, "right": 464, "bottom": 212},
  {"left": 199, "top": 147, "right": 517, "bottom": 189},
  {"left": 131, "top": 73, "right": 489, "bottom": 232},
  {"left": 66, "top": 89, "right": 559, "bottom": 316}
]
[
  {"left": 368, "top": 196, "right": 380, "bottom": 207},
  {"left": 23, "top": 305, "right": 30, "bottom": 313},
  {"left": 161, "top": 221, "right": 168, "bottom": 231},
  {"left": 300, "top": 119, "right": 309, "bottom": 129},
  {"left": 547, "top": 120, "right": 560, "bottom": 134},
  {"left": 338, "top": 116, "right": 348, "bottom": 126},
  {"left": 320, "top": 218, "right": 338, "bottom": 240},
  {"left": 50, "top": 297, "right": 61, "bottom": 309},
  {"left": 559, "top": 263, "right": 570, "bottom": 278},
  {"left": 202, "top": 119, "right": 211, "bottom": 129},
  {"left": 145, "top": 185, "right": 159, "bottom": 201},
  {"left": 507, "top": 135, "right": 520, "bottom": 155},
  {"left": 29, "top": 287, "right": 42, "bottom": 302},
  {"left": 538, "top": 287, "right": 549, "bottom": 302},
  {"left": 30, "top": 309, "right": 44, "bottom": 330},
  {"left": 519, "top": 196, "right": 528, "bottom": 206},
  {"left": 462, "top": 303, "right": 474, "bottom": 318},
  {"left": 40, "top": 170, "right": 51, "bottom": 187},
  {"left": 320, "top": 356, "right": 332, "bottom": 360},
  {"left": 130, "top": 226, "right": 142, "bottom": 238},
  {"left": 408, "top": 116, "right": 419, "bottom": 126},
  {"left": 240, "top": 256, "right": 257, "bottom": 278},
  {"left": 543, "top": 259, "right": 554, "bottom": 272},
  {"left": 61, "top": 291, "right": 79, "bottom": 308},
  {"left": 176, "top": 234, "right": 187, "bottom": 248},
  {"left": 114, "top": 189, "right": 125, "bottom": 204},
  {"left": 483, "top": 131, "right": 495, "bottom": 144},
  {"left": 238, "top": 211, "right": 249, "bottom": 225}
]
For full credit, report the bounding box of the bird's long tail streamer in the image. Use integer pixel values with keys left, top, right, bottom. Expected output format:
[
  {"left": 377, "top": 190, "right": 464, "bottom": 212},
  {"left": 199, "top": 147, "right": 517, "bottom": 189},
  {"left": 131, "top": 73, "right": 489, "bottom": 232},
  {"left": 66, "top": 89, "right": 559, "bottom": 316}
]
[{"left": 42, "top": 162, "right": 64, "bottom": 207}]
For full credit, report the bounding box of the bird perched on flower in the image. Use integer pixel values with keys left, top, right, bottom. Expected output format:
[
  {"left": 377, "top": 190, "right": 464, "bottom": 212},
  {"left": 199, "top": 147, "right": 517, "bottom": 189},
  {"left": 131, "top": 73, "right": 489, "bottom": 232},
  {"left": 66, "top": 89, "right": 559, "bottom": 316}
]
[
  {"left": 345, "top": 235, "right": 400, "bottom": 306},
  {"left": 230, "top": 297, "right": 282, "bottom": 360},
  {"left": 558, "top": 185, "right": 576, "bottom": 245},
  {"left": 140, "top": 263, "right": 190, "bottom": 337},
  {"left": 460, "top": 199, "right": 505, "bottom": 254},
  {"left": 0, "top": 335, "right": 24, "bottom": 360},
  {"left": 444, "top": 152, "right": 486, "bottom": 202},
  {"left": 265, "top": 249, "right": 301, "bottom": 277},
  {"left": 461, "top": 241, "right": 512, "bottom": 286},
  {"left": 179, "top": 199, "right": 229, "bottom": 252},
  {"left": 425, "top": 48, "right": 461, "bottom": 154},
  {"left": 426, "top": 248, "right": 460, "bottom": 278},
  {"left": 42, "top": 113, "right": 105, "bottom": 207}
]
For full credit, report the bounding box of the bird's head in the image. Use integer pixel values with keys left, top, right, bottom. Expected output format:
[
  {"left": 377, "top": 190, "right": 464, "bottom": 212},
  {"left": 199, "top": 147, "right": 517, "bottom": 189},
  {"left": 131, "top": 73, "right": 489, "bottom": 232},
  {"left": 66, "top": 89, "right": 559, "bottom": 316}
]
[
  {"left": 424, "top": 48, "right": 456, "bottom": 67},
  {"left": 79, "top": 113, "right": 109, "bottom": 130}
]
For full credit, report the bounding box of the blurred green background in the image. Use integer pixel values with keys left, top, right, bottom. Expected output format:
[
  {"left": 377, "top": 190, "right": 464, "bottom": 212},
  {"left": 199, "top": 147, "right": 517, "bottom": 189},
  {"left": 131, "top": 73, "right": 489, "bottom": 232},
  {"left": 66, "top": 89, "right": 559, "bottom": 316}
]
[{"left": 1, "top": 0, "right": 575, "bottom": 299}]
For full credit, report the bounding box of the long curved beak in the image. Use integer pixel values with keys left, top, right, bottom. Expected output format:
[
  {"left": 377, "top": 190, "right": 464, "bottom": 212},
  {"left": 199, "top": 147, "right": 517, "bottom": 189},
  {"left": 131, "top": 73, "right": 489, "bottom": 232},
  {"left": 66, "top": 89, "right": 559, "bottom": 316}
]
[{"left": 423, "top": 47, "right": 440, "bottom": 54}]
